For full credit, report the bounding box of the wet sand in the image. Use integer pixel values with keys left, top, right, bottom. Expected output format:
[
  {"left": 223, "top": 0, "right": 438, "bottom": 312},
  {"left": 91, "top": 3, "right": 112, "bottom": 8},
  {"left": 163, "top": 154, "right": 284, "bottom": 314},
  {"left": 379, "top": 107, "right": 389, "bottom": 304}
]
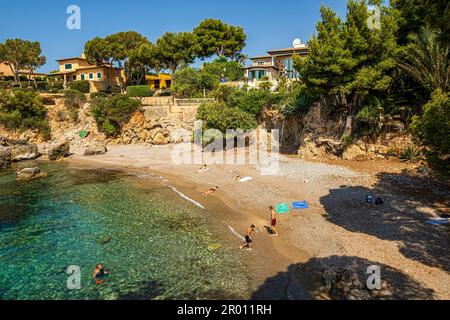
[{"left": 65, "top": 144, "right": 450, "bottom": 299}]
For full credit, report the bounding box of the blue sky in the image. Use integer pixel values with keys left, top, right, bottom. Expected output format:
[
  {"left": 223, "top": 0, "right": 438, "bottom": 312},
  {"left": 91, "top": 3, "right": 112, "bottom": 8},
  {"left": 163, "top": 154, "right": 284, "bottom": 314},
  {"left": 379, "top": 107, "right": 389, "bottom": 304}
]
[{"left": 0, "top": 0, "right": 348, "bottom": 73}]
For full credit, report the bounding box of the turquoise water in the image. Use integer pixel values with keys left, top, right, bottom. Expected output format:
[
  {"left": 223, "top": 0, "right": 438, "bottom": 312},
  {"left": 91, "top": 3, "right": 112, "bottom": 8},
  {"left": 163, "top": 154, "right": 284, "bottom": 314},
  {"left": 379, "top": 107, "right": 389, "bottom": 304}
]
[{"left": 0, "top": 162, "right": 250, "bottom": 300}]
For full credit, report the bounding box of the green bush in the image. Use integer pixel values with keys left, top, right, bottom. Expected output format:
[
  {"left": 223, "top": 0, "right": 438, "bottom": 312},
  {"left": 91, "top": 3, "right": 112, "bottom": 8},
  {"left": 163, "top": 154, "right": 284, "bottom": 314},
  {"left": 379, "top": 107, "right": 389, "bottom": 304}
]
[
  {"left": 196, "top": 102, "right": 258, "bottom": 133},
  {"left": 159, "top": 91, "right": 172, "bottom": 97},
  {"left": 172, "top": 67, "right": 203, "bottom": 98},
  {"left": 258, "top": 81, "right": 272, "bottom": 91},
  {"left": 0, "top": 90, "right": 49, "bottom": 138},
  {"left": 411, "top": 89, "right": 450, "bottom": 175},
  {"left": 281, "top": 85, "right": 311, "bottom": 117},
  {"left": 64, "top": 89, "right": 86, "bottom": 108},
  {"left": 91, "top": 94, "right": 141, "bottom": 137},
  {"left": 90, "top": 92, "right": 108, "bottom": 99},
  {"left": 356, "top": 98, "right": 383, "bottom": 137},
  {"left": 126, "top": 85, "right": 153, "bottom": 97},
  {"left": 233, "top": 89, "right": 271, "bottom": 115},
  {"left": 202, "top": 57, "right": 244, "bottom": 82},
  {"left": 69, "top": 80, "right": 90, "bottom": 93},
  {"left": 64, "top": 89, "right": 86, "bottom": 123},
  {"left": 46, "top": 81, "right": 64, "bottom": 93}
]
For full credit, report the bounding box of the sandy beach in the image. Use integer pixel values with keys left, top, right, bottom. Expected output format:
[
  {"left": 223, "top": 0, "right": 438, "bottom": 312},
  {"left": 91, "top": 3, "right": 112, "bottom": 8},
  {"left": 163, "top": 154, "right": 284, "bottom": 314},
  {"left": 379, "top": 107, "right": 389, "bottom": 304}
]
[{"left": 66, "top": 144, "right": 450, "bottom": 299}]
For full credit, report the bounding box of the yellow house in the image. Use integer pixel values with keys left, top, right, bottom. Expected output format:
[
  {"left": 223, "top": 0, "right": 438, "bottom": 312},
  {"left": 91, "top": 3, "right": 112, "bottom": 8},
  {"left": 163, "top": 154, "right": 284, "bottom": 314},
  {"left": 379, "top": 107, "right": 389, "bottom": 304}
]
[
  {"left": 49, "top": 54, "right": 123, "bottom": 92},
  {"left": 146, "top": 73, "right": 172, "bottom": 90},
  {"left": 0, "top": 61, "right": 46, "bottom": 80}
]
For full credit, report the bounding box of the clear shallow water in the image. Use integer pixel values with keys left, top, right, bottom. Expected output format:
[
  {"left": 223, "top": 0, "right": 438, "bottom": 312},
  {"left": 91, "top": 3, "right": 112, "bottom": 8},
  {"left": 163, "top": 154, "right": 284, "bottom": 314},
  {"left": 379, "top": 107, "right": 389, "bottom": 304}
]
[{"left": 0, "top": 162, "right": 249, "bottom": 300}]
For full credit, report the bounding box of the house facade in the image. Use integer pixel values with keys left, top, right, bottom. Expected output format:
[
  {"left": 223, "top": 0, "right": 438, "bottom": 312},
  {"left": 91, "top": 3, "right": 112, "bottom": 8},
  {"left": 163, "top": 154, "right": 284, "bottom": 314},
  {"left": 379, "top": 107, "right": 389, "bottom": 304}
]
[
  {"left": 49, "top": 54, "right": 123, "bottom": 92},
  {"left": 0, "top": 62, "right": 46, "bottom": 80},
  {"left": 146, "top": 73, "right": 172, "bottom": 91},
  {"left": 243, "top": 42, "right": 308, "bottom": 87}
]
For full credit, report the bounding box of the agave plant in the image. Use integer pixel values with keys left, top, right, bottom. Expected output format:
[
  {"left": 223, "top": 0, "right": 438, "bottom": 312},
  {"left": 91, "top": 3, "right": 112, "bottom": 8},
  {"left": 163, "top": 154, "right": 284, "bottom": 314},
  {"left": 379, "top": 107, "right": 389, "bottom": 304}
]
[
  {"left": 398, "top": 26, "right": 450, "bottom": 93},
  {"left": 400, "top": 146, "right": 423, "bottom": 163}
]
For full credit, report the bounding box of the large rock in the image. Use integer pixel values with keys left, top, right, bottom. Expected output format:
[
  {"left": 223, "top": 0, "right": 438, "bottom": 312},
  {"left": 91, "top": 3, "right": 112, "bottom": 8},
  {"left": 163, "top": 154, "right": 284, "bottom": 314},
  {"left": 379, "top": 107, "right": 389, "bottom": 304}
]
[
  {"left": 320, "top": 269, "right": 372, "bottom": 300},
  {"left": 11, "top": 144, "right": 40, "bottom": 161},
  {"left": 16, "top": 167, "right": 47, "bottom": 181},
  {"left": 342, "top": 144, "right": 369, "bottom": 161},
  {"left": 48, "top": 141, "right": 70, "bottom": 161},
  {"left": 84, "top": 143, "right": 107, "bottom": 156},
  {"left": 0, "top": 146, "right": 12, "bottom": 169},
  {"left": 152, "top": 132, "right": 168, "bottom": 145}
]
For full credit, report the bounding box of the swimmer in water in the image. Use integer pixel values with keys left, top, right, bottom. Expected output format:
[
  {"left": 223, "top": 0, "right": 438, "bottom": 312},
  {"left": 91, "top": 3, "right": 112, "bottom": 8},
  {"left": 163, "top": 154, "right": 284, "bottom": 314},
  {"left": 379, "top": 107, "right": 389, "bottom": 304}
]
[{"left": 93, "top": 264, "right": 110, "bottom": 285}]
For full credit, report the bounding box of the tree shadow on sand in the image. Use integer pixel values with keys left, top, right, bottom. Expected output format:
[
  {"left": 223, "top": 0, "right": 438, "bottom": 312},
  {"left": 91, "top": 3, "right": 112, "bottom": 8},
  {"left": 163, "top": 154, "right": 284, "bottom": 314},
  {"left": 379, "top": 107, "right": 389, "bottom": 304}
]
[
  {"left": 320, "top": 172, "right": 450, "bottom": 272},
  {"left": 252, "top": 255, "right": 435, "bottom": 300}
]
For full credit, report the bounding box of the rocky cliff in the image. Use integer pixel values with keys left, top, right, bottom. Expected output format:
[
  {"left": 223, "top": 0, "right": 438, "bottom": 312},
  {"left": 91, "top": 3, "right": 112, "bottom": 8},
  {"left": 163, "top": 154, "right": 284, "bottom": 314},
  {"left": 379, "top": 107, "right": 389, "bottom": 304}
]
[{"left": 262, "top": 98, "right": 415, "bottom": 161}]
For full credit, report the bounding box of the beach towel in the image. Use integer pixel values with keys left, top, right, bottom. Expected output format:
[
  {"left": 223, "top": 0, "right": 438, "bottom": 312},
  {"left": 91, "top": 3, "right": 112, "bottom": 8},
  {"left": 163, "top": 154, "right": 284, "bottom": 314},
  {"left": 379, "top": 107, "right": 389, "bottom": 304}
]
[
  {"left": 276, "top": 203, "right": 290, "bottom": 214},
  {"left": 292, "top": 201, "right": 309, "bottom": 209},
  {"left": 238, "top": 177, "right": 253, "bottom": 182},
  {"left": 196, "top": 167, "right": 211, "bottom": 173},
  {"left": 426, "top": 218, "right": 449, "bottom": 225}
]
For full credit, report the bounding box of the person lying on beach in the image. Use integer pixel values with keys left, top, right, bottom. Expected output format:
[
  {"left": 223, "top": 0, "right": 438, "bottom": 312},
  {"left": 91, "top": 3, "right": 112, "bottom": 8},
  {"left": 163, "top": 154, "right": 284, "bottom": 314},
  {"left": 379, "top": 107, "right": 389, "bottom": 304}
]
[
  {"left": 269, "top": 206, "right": 279, "bottom": 237},
  {"left": 234, "top": 175, "right": 241, "bottom": 181},
  {"left": 196, "top": 164, "right": 209, "bottom": 173},
  {"left": 93, "top": 264, "right": 110, "bottom": 285},
  {"left": 240, "top": 225, "right": 256, "bottom": 250},
  {"left": 202, "top": 186, "right": 219, "bottom": 196}
]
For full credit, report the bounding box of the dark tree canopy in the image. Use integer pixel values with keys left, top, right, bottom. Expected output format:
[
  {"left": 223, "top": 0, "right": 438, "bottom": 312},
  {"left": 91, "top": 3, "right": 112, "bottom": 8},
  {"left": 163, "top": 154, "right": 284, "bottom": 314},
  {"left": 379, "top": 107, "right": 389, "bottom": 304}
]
[
  {"left": 153, "top": 32, "right": 199, "bottom": 76},
  {"left": 194, "top": 18, "right": 246, "bottom": 60}
]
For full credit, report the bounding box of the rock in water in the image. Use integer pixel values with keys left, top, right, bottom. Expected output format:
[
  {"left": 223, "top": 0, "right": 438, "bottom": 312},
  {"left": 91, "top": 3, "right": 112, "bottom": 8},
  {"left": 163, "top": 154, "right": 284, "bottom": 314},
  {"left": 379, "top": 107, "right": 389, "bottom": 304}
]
[
  {"left": 84, "top": 143, "right": 107, "bottom": 156},
  {"left": 11, "top": 144, "right": 40, "bottom": 161},
  {"left": 0, "top": 146, "right": 12, "bottom": 169},
  {"left": 16, "top": 167, "right": 47, "bottom": 181},
  {"left": 48, "top": 141, "right": 70, "bottom": 161}
]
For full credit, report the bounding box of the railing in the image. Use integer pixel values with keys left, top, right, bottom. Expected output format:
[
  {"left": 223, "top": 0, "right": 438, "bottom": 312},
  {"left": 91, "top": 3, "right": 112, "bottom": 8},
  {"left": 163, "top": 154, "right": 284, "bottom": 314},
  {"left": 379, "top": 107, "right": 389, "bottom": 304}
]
[{"left": 174, "top": 98, "right": 215, "bottom": 106}]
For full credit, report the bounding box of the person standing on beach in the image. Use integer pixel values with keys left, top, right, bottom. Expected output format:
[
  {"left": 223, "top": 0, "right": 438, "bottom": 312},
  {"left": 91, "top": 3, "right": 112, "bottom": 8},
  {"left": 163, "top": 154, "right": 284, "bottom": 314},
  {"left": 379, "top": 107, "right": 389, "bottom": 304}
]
[
  {"left": 269, "top": 206, "right": 279, "bottom": 236},
  {"left": 240, "top": 225, "right": 256, "bottom": 250}
]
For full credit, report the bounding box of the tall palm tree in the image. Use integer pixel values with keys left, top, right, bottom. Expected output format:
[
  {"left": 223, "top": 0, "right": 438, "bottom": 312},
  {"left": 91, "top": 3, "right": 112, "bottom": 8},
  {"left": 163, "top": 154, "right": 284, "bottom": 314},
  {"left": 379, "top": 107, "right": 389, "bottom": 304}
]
[{"left": 398, "top": 26, "right": 449, "bottom": 93}]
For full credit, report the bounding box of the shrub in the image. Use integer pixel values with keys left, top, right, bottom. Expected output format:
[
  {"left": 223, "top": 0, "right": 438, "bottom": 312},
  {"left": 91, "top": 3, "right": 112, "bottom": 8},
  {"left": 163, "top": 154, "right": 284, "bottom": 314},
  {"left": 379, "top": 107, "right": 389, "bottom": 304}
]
[
  {"left": 411, "top": 89, "right": 450, "bottom": 175},
  {"left": 258, "top": 81, "right": 272, "bottom": 91},
  {"left": 159, "top": 91, "right": 172, "bottom": 97},
  {"left": 64, "top": 89, "right": 87, "bottom": 124},
  {"left": 90, "top": 92, "right": 108, "bottom": 99},
  {"left": 46, "top": 81, "right": 64, "bottom": 93},
  {"left": 232, "top": 89, "right": 271, "bottom": 115},
  {"left": 281, "top": 85, "right": 311, "bottom": 117},
  {"left": 64, "top": 89, "right": 86, "bottom": 109},
  {"left": 56, "top": 110, "right": 67, "bottom": 122},
  {"left": 341, "top": 133, "right": 353, "bottom": 147},
  {"left": 202, "top": 58, "right": 244, "bottom": 82},
  {"left": 91, "top": 94, "right": 141, "bottom": 137},
  {"left": 172, "top": 67, "right": 202, "bottom": 98},
  {"left": 356, "top": 98, "right": 383, "bottom": 137},
  {"left": 0, "top": 90, "right": 49, "bottom": 138},
  {"left": 196, "top": 102, "right": 258, "bottom": 133},
  {"left": 69, "top": 80, "right": 90, "bottom": 93},
  {"left": 126, "top": 85, "right": 153, "bottom": 97}
]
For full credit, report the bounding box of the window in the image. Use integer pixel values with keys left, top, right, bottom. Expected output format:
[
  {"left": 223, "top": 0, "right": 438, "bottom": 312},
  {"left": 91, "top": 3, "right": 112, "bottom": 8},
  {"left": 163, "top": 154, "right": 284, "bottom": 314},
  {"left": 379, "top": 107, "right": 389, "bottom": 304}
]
[
  {"left": 257, "top": 61, "right": 264, "bottom": 66},
  {"left": 283, "top": 58, "right": 294, "bottom": 78},
  {"left": 72, "top": 75, "right": 77, "bottom": 81},
  {"left": 89, "top": 73, "right": 94, "bottom": 80},
  {"left": 80, "top": 74, "right": 85, "bottom": 80},
  {"left": 97, "top": 72, "right": 102, "bottom": 79},
  {"left": 64, "top": 64, "right": 72, "bottom": 70}
]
